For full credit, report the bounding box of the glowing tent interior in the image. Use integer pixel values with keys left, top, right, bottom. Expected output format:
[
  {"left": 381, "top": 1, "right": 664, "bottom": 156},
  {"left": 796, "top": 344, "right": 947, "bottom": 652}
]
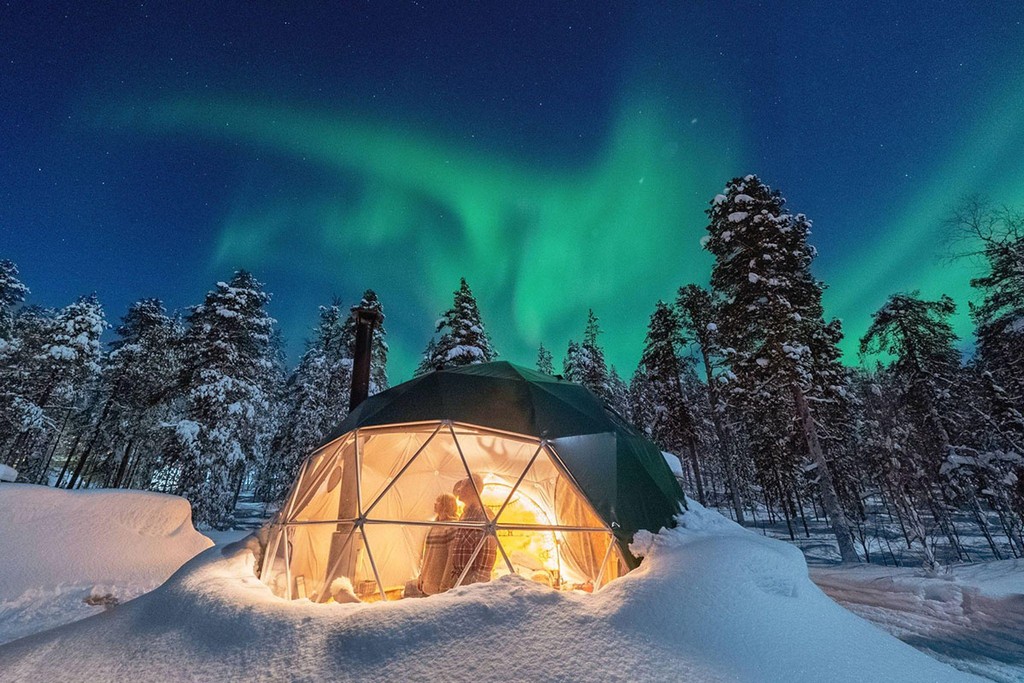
[{"left": 260, "top": 362, "right": 685, "bottom": 602}]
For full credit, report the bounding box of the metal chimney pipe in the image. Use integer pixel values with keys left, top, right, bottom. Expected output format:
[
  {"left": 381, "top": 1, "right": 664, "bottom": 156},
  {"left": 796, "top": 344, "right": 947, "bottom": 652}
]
[{"left": 349, "top": 305, "right": 383, "bottom": 411}]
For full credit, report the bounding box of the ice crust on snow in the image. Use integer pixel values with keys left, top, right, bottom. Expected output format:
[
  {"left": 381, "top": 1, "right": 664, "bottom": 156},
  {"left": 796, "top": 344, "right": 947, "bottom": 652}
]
[{"left": 0, "top": 493, "right": 976, "bottom": 682}]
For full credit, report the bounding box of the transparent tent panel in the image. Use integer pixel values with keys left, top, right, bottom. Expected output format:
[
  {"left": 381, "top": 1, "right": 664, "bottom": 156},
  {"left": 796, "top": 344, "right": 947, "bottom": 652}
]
[
  {"left": 358, "top": 426, "right": 440, "bottom": 516},
  {"left": 261, "top": 526, "right": 290, "bottom": 596},
  {"left": 364, "top": 427, "right": 476, "bottom": 523},
  {"left": 494, "top": 446, "right": 606, "bottom": 531},
  {"left": 288, "top": 435, "right": 356, "bottom": 523},
  {"left": 266, "top": 422, "right": 631, "bottom": 601},
  {"left": 495, "top": 529, "right": 620, "bottom": 592}
]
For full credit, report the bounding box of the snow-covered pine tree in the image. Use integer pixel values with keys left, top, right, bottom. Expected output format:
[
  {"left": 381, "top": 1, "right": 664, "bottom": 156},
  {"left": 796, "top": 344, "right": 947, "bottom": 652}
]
[
  {"left": 562, "top": 311, "right": 612, "bottom": 402},
  {"left": 677, "top": 284, "right": 745, "bottom": 522},
  {"left": 860, "top": 292, "right": 970, "bottom": 561},
  {"left": 258, "top": 302, "right": 355, "bottom": 505},
  {"left": 580, "top": 310, "right": 611, "bottom": 402},
  {"left": 0, "top": 261, "right": 40, "bottom": 468},
  {"left": 628, "top": 365, "right": 653, "bottom": 435},
  {"left": 704, "top": 175, "right": 859, "bottom": 562},
  {"left": 848, "top": 366, "right": 941, "bottom": 567},
  {"left": 61, "top": 299, "right": 181, "bottom": 489},
  {"left": 0, "top": 306, "right": 51, "bottom": 469},
  {"left": 636, "top": 301, "right": 705, "bottom": 504},
  {"left": 536, "top": 343, "right": 554, "bottom": 375},
  {"left": 19, "top": 295, "right": 107, "bottom": 483},
  {"left": 420, "top": 278, "right": 496, "bottom": 372},
  {"left": 607, "top": 366, "right": 630, "bottom": 421},
  {"left": 562, "top": 340, "right": 583, "bottom": 383},
  {"left": 0, "top": 260, "right": 29, "bottom": 343},
  {"left": 172, "top": 271, "right": 278, "bottom": 529},
  {"left": 948, "top": 199, "right": 1024, "bottom": 407}
]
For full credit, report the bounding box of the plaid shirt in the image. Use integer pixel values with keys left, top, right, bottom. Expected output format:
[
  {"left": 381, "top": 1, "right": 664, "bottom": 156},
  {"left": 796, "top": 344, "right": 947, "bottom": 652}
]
[{"left": 446, "top": 503, "right": 497, "bottom": 588}]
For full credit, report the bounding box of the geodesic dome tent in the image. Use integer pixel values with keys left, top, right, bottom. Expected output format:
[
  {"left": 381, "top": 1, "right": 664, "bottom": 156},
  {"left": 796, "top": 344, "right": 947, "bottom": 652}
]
[{"left": 260, "top": 361, "right": 684, "bottom": 602}]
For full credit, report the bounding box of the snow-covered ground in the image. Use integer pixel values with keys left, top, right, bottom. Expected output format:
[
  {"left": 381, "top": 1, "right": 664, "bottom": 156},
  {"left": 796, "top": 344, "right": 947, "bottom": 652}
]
[
  {"left": 0, "top": 484, "right": 212, "bottom": 646},
  {"left": 813, "top": 562, "right": 1024, "bottom": 683},
  {"left": 0, "top": 488, "right": 977, "bottom": 682}
]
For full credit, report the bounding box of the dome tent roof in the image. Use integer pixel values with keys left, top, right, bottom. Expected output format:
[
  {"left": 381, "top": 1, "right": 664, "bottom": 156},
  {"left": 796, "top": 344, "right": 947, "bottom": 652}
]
[{"left": 322, "top": 361, "right": 685, "bottom": 565}]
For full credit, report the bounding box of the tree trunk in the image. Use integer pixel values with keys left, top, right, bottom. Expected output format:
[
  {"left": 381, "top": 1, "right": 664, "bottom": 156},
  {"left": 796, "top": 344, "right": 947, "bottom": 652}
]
[
  {"left": 791, "top": 383, "right": 860, "bottom": 563},
  {"left": 113, "top": 441, "right": 134, "bottom": 488},
  {"left": 701, "top": 349, "right": 745, "bottom": 523},
  {"left": 687, "top": 437, "right": 707, "bottom": 506},
  {"left": 37, "top": 409, "right": 72, "bottom": 485},
  {"left": 55, "top": 433, "right": 84, "bottom": 488}
]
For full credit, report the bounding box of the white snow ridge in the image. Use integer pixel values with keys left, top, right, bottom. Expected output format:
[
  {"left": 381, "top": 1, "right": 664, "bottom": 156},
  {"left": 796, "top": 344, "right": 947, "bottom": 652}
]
[{"left": 0, "top": 493, "right": 976, "bottom": 682}]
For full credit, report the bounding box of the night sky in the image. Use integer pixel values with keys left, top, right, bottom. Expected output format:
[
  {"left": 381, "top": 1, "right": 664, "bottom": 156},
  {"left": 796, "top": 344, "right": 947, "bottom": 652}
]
[{"left": 3, "top": 3, "right": 1024, "bottom": 380}]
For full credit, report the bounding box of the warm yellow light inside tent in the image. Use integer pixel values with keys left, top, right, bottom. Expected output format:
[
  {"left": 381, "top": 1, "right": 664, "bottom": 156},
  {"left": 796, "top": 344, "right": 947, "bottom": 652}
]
[{"left": 260, "top": 421, "right": 628, "bottom": 602}]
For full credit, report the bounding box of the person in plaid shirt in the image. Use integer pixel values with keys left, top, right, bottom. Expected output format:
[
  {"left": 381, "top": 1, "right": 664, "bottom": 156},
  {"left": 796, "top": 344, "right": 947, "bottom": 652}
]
[
  {"left": 418, "top": 493, "right": 459, "bottom": 595},
  {"left": 443, "top": 474, "right": 497, "bottom": 589}
]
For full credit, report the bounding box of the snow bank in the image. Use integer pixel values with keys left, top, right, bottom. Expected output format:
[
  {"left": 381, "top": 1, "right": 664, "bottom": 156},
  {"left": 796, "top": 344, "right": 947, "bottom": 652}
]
[
  {"left": 0, "top": 498, "right": 975, "bottom": 682},
  {"left": 0, "top": 484, "right": 212, "bottom": 644}
]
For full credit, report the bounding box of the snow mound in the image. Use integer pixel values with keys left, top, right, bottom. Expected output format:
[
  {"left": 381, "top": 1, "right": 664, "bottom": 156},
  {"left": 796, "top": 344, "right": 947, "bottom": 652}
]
[
  {"left": 0, "top": 498, "right": 975, "bottom": 681},
  {"left": 0, "top": 484, "right": 212, "bottom": 644}
]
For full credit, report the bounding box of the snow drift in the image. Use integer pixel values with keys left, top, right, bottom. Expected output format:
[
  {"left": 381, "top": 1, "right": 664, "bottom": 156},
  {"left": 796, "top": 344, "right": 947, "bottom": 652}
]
[
  {"left": 0, "top": 496, "right": 975, "bottom": 682},
  {"left": 0, "top": 484, "right": 212, "bottom": 645}
]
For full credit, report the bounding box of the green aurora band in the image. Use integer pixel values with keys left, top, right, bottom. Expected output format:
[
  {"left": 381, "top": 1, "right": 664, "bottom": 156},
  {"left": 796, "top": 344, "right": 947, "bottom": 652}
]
[{"left": 131, "top": 73, "right": 1024, "bottom": 379}]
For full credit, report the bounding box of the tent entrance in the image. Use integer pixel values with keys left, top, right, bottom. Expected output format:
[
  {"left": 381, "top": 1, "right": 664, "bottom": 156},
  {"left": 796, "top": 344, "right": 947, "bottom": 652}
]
[{"left": 261, "top": 421, "right": 628, "bottom": 601}]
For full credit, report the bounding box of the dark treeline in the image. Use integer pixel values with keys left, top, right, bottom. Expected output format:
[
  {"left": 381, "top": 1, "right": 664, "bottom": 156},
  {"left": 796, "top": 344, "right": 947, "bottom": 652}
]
[{"left": 2, "top": 179, "right": 1022, "bottom": 565}]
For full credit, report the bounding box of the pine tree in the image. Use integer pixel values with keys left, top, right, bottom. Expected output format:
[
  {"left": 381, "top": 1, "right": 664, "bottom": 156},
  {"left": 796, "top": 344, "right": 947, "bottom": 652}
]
[
  {"left": 19, "top": 295, "right": 107, "bottom": 482},
  {"left": 953, "top": 200, "right": 1024, "bottom": 422},
  {"left": 860, "top": 292, "right": 969, "bottom": 563},
  {"left": 607, "top": 366, "right": 630, "bottom": 420},
  {"left": 0, "top": 260, "right": 29, "bottom": 343},
  {"left": 0, "top": 306, "right": 51, "bottom": 469},
  {"left": 420, "top": 278, "right": 496, "bottom": 372},
  {"left": 172, "top": 271, "right": 278, "bottom": 528},
  {"left": 677, "top": 284, "right": 745, "bottom": 522},
  {"left": 580, "top": 310, "right": 611, "bottom": 402},
  {"left": 636, "top": 301, "right": 705, "bottom": 504},
  {"left": 259, "top": 302, "right": 355, "bottom": 504},
  {"left": 0, "top": 261, "right": 38, "bottom": 469},
  {"left": 536, "top": 343, "right": 554, "bottom": 375},
  {"left": 704, "top": 175, "right": 859, "bottom": 562},
  {"left": 563, "top": 311, "right": 611, "bottom": 402},
  {"left": 61, "top": 299, "right": 180, "bottom": 489}
]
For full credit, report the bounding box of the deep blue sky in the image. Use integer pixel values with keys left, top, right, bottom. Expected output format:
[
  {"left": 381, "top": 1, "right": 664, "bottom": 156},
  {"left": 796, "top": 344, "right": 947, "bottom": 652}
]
[{"left": 3, "top": 2, "right": 1023, "bottom": 380}]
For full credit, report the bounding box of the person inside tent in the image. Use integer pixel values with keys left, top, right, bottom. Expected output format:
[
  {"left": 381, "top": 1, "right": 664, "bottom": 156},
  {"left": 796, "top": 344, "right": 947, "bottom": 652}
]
[
  {"left": 417, "top": 492, "right": 459, "bottom": 596},
  {"left": 443, "top": 474, "right": 497, "bottom": 589}
]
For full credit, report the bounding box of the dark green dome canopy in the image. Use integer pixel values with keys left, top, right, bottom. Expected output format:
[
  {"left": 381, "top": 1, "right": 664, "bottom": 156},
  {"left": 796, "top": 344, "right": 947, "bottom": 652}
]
[{"left": 323, "top": 361, "right": 685, "bottom": 564}]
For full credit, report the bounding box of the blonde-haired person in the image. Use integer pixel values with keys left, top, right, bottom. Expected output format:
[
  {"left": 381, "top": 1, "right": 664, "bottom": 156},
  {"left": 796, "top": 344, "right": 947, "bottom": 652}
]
[{"left": 418, "top": 492, "right": 460, "bottom": 595}]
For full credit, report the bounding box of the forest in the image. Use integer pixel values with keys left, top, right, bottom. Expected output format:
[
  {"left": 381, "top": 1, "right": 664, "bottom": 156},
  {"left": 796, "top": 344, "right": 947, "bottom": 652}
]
[{"left": 2, "top": 176, "right": 1022, "bottom": 569}]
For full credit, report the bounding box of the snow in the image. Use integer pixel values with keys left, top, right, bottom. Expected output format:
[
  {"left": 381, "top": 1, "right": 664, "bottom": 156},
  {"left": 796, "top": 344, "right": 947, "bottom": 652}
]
[
  {"left": 0, "top": 464, "right": 17, "bottom": 482},
  {"left": 0, "top": 484, "right": 212, "bottom": 645},
  {"left": 0, "top": 493, "right": 975, "bottom": 682},
  {"left": 813, "top": 562, "right": 1024, "bottom": 681},
  {"left": 728, "top": 211, "right": 748, "bottom": 223},
  {"left": 662, "top": 451, "right": 684, "bottom": 478},
  {"left": 706, "top": 322, "right": 717, "bottom": 332}
]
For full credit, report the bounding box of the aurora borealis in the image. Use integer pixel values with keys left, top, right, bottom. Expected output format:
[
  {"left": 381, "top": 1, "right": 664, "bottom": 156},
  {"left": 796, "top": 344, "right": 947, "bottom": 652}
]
[{"left": 3, "top": 4, "right": 1024, "bottom": 379}]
